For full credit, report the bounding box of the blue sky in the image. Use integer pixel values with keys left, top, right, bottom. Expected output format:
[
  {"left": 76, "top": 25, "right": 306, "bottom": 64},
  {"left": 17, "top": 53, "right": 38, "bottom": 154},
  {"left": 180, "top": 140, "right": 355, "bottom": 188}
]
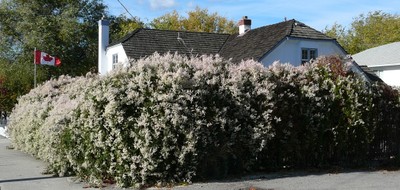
[{"left": 103, "top": 0, "right": 399, "bottom": 31}]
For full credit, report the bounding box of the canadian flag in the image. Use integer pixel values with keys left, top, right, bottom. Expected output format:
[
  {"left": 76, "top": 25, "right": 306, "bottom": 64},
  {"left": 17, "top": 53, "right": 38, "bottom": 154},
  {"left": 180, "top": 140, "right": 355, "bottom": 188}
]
[{"left": 34, "top": 50, "right": 61, "bottom": 67}]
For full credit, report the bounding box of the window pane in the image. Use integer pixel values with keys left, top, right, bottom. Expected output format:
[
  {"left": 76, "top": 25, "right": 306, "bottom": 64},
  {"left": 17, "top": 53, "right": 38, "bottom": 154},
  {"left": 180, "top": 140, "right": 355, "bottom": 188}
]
[
  {"left": 310, "top": 49, "right": 316, "bottom": 59},
  {"left": 112, "top": 54, "right": 118, "bottom": 64},
  {"left": 302, "top": 49, "right": 308, "bottom": 59}
]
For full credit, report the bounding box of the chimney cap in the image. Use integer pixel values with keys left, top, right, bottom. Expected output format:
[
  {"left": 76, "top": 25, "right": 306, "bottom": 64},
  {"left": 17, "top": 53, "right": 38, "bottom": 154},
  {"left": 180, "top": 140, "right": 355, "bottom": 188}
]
[
  {"left": 99, "top": 19, "right": 110, "bottom": 26},
  {"left": 239, "top": 16, "right": 251, "bottom": 26}
]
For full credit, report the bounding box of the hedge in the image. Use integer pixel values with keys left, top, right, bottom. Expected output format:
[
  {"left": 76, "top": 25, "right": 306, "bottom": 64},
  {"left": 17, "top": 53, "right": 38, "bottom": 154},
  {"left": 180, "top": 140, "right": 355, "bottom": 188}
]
[{"left": 7, "top": 53, "right": 400, "bottom": 188}]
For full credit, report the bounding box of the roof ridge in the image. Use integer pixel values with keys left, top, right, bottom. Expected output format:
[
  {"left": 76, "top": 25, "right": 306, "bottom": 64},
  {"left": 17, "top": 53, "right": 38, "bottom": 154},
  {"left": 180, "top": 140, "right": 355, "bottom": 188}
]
[
  {"left": 361, "top": 41, "right": 400, "bottom": 52},
  {"left": 108, "top": 28, "right": 142, "bottom": 47},
  {"left": 138, "top": 28, "right": 231, "bottom": 35},
  {"left": 250, "top": 19, "right": 295, "bottom": 31},
  {"left": 122, "top": 28, "right": 142, "bottom": 43},
  {"left": 287, "top": 19, "right": 296, "bottom": 36},
  {"left": 217, "top": 34, "right": 235, "bottom": 54},
  {"left": 287, "top": 19, "right": 334, "bottom": 40},
  {"left": 354, "top": 41, "right": 400, "bottom": 56}
]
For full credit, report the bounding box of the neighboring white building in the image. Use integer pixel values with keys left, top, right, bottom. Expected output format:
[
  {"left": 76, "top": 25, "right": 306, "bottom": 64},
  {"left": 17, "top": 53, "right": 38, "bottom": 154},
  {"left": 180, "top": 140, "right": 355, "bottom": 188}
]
[
  {"left": 352, "top": 42, "right": 400, "bottom": 87},
  {"left": 98, "top": 17, "right": 359, "bottom": 77}
]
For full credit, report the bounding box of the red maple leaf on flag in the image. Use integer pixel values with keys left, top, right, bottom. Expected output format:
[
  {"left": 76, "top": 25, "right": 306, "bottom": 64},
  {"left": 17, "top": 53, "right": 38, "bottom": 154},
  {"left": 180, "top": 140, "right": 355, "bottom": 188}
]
[
  {"left": 34, "top": 50, "right": 61, "bottom": 67},
  {"left": 43, "top": 54, "right": 54, "bottom": 62}
]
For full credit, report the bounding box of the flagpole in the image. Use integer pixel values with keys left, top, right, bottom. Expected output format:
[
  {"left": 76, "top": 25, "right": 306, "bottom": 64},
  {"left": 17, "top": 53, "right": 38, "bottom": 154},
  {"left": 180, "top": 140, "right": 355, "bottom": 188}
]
[{"left": 34, "top": 47, "right": 37, "bottom": 88}]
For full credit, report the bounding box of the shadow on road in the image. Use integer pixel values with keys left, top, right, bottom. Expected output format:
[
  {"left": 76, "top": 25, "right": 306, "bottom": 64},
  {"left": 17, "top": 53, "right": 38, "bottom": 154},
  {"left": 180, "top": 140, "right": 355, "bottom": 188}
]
[{"left": 0, "top": 176, "right": 62, "bottom": 184}]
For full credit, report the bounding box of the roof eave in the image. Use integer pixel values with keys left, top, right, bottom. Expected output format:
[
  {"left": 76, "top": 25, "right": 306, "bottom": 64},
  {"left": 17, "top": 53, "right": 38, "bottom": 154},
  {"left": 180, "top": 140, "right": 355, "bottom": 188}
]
[
  {"left": 367, "top": 63, "right": 400, "bottom": 69},
  {"left": 287, "top": 36, "right": 335, "bottom": 41},
  {"left": 106, "top": 42, "right": 123, "bottom": 50}
]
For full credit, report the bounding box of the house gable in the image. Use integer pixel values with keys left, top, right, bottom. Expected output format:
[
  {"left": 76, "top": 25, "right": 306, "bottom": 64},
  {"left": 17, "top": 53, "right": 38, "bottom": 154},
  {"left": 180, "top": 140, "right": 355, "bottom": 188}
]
[
  {"left": 218, "top": 20, "right": 293, "bottom": 63},
  {"left": 260, "top": 38, "right": 347, "bottom": 66},
  {"left": 218, "top": 19, "right": 342, "bottom": 64},
  {"left": 105, "top": 44, "right": 129, "bottom": 73}
]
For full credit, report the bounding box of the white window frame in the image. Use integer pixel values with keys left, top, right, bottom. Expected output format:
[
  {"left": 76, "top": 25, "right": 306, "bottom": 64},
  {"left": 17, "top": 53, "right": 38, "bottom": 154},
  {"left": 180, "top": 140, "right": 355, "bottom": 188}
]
[
  {"left": 112, "top": 53, "right": 118, "bottom": 69},
  {"left": 301, "top": 48, "right": 318, "bottom": 64}
]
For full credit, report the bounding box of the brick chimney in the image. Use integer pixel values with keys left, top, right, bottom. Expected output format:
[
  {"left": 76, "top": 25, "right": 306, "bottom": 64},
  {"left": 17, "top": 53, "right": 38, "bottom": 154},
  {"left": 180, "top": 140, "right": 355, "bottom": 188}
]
[
  {"left": 239, "top": 16, "right": 251, "bottom": 35},
  {"left": 98, "top": 19, "right": 109, "bottom": 75}
]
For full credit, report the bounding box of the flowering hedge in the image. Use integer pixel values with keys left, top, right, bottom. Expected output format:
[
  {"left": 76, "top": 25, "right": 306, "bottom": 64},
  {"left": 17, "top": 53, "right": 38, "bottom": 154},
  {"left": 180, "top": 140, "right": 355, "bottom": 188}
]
[
  {"left": 7, "top": 74, "right": 97, "bottom": 175},
  {"left": 7, "top": 54, "right": 400, "bottom": 187}
]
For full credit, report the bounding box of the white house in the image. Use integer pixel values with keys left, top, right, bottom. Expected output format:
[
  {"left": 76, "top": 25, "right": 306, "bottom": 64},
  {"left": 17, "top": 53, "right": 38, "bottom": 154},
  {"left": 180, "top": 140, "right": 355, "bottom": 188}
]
[
  {"left": 352, "top": 42, "right": 400, "bottom": 87},
  {"left": 98, "top": 19, "right": 230, "bottom": 75},
  {"left": 98, "top": 16, "right": 360, "bottom": 77},
  {"left": 218, "top": 17, "right": 347, "bottom": 66}
]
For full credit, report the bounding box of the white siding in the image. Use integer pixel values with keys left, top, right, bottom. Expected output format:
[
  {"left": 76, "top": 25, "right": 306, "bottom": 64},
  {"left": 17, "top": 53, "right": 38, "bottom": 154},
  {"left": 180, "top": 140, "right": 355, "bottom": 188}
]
[
  {"left": 103, "top": 44, "right": 129, "bottom": 74},
  {"left": 260, "top": 38, "right": 346, "bottom": 67},
  {"left": 374, "top": 67, "right": 400, "bottom": 87}
]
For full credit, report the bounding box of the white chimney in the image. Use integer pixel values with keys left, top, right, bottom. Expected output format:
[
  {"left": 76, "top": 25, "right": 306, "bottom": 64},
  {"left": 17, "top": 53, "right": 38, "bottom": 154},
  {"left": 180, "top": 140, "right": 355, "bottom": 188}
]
[
  {"left": 98, "top": 19, "right": 109, "bottom": 75},
  {"left": 239, "top": 16, "right": 251, "bottom": 35}
]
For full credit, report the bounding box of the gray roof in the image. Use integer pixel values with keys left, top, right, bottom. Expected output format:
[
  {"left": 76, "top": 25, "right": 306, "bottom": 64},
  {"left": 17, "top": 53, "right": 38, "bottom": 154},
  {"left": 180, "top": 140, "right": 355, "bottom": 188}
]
[
  {"left": 352, "top": 42, "right": 400, "bottom": 67},
  {"left": 108, "top": 28, "right": 231, "bottom": 60},
  {"left": 110, "top": 19, "right": 338, "bottom": 63},
  {"left": 358, "top": 65, "right": 384, "bottom": 82}
]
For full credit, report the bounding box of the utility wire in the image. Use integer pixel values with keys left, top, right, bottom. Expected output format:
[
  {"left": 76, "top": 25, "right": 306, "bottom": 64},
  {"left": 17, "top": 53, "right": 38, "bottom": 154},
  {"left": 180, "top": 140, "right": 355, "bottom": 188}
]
[{"left": 117, "top": 0, "right": 135, "bottom": 19}]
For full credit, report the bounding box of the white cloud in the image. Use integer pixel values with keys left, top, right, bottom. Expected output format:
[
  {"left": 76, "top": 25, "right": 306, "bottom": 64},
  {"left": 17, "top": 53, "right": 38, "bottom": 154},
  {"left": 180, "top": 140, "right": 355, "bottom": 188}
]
[{"left": 149, "top": 0, "right": 176, "bottom": 9}]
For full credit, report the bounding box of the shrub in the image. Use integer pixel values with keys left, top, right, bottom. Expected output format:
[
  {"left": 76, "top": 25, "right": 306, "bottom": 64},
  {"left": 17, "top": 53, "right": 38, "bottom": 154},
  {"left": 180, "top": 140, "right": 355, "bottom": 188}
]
[
  {"left": 7, "top": 54, "right": 400, "bottom": 188},
  {"left": 7, "top": 74, "right": 97, "bottom": 175},
  {"left": 57, "top": 54, "right": 272, "bottom": 186}
]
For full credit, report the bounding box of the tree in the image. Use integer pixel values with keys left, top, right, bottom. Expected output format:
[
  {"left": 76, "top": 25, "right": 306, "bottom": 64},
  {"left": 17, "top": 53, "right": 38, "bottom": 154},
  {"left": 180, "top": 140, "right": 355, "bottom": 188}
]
[
  {"left": 324, "top": 11, "right": 400, "bottom": 54},
  {"left": 150, "top": 7, "right": 237, "bottom": 34},
  {"left": 323, "top": 22, "right": 348, "bottom": 52},
  {"left": 150, "top": 10, "right": 182, "bottom": 31},
  {"left": 109, "top": 15, "right": 145, "bottom": 42},
  {"left": 0, "top": 0, "right": 107, "bottom": 113},
  {"left": 0, "top": 0, "right": 107, "bottom": 77},
  {"left": 0, "top": 59, "right": 38, "bottom": 114}
]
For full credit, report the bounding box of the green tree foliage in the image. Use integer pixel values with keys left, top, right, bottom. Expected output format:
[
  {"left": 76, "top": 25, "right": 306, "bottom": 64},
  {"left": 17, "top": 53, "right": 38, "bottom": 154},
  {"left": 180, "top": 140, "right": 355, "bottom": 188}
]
[
  {"left": 324, "top": 11, "right": 400, "bottom": 54},
  {"left": 0, "top": 0, "right": 107, "bottom": 76},
  {"left": 150, "top": 7, "right": 237, "bottom": 34},
  {"left": 109, "top": 15, "right": 144, "bottom": 42},
  {"left": 0, "top": 0, "right": 107, "bottom": 113},
  {"left": 324, "top": 22, "right": 348, "bottom": 51},
  {"left": 150, "top": 10, "right": 182, "bottom": 31},
  {"left": 0, "top": 59, "right": 45, "bottom": 114}
]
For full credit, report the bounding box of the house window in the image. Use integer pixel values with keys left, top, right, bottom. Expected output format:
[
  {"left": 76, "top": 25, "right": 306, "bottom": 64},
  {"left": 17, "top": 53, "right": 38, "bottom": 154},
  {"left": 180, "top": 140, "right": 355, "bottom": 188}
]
[
  {"left": 301, "top": 48, "right": 317, "bottom": 64},
  {"left": 112, "top": 54, "right": 118, "bottom": 69}
]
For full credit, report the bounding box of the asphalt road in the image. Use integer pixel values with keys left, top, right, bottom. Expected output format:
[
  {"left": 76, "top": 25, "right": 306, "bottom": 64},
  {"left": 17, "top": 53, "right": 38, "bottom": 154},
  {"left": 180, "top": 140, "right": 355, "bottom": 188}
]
[
  {"left": 167, "top": 170, "right": 400, "bottom": 190},
  {"left": 0, "top": 137, "right": 109, "bottom": 190},
  {"left": 1, "top": 131, "right": 400, "bottom": 190}
]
